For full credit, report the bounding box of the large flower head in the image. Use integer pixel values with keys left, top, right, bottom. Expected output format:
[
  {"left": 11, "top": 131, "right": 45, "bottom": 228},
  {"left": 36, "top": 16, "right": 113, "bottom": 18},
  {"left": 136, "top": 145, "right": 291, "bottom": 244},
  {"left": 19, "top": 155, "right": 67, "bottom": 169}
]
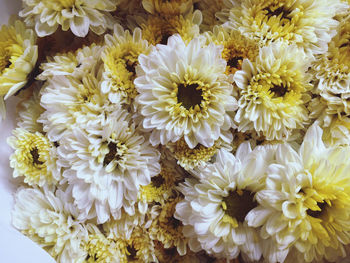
[
  {"left": 58, "top": 109, "right": 161, "bottom": 223},
  {"left": 12, "top": 187, "right": 88, "bottom": 262},
  {"left": 7, "top": 128, "right": 61, "bottom": 187},
  {"left": 19, "top": 0, "right": 119, "bottom": 37},
  {"left": 135, "top": 34, "right": 237, "bottom": 149},
  {"left": 175, "top": 145, "right": 277, "bottom": 261},
  {"left": 234, "top": 41, "right": 312, "bottom": 141},
  {"left": 248, "top": 124, "right": 350, "bottom": 262},
  {"left": 218, "top": 0, "right": 347, "bottom": 56},
  {"left": 101, "top": 24, "right": 151, "bottom": 106},
  {"left": 0, "top": 18, "right": 37, "bottom": 119}
]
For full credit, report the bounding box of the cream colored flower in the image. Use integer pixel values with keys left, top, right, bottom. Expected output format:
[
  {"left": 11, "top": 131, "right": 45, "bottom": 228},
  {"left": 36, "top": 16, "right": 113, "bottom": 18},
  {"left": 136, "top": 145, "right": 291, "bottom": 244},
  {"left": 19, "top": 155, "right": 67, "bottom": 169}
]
[
  {"left": 248, "top": 124, "right": 350, "bottom": 262},
  {"left": 233, "top": 41, "right": 312, "bottom": 140},
  {"left": 58, "top": 109, "right": 160, "bottom": 223},
  {"left": 0, "top": 18, "right": 37, "bottom": 119},
  {"left": 175, "top": 145, "right": 277, "bottom": 261},
  {"left": 132, "top": 10, "right": 202, "bottom": 46},
  {"left": 101, "top": 24, "right": 151, "bottom": 106},
  {"left": 135, "top": 34, "right": 237, "bottom": 149},
  {"left": 19, "top": 0, "right": 119, "bottom": 37},
  {"left": 219, "top": 0, "right": 347, "bottom": 56},
  {"left": 196, "top": 0, "right": 225, "bottom": 31},
  {"left": 12, "top": 188, "right": 88, "bottom": 262},
  {"left": 142, "top": 0, "right": 193, "bottom": 16},
  {"left": 7, "top": 128, "right": 61, "bottom": 187}
]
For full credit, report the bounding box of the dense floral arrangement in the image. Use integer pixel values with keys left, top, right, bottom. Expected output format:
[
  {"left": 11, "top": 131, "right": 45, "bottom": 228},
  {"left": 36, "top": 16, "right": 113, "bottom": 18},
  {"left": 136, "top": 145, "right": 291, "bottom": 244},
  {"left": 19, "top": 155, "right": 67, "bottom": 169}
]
[{"left": 2, "top": 0, "right": 350, "bottom": 262}]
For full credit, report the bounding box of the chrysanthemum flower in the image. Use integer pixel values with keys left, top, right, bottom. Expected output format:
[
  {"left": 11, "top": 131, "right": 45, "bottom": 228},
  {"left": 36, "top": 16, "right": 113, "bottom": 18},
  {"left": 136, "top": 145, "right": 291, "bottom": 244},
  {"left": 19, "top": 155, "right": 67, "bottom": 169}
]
[
  {"left": 7, "top": 128, "right": 61, "bottom": 187},
  {"left": 248, "top": 124, "right": 350, "bottom": 262},
  {"left": 142, "top": 0, "right": 193, "bottom": 16},
  {"left": 205, "top": 26, "right": 259, "bottom": 76},
  {"left": 175, "top": 145, "right": 277, "bottom": 261},
  {"left": 233, "top": 41, "right": 312, "bottom": 140},
  {"left": 135, "top": 34, "right": 237, "bottom": 149},
  {"left": 0, "top": 18, "right": 38, "bottom": 119},
  {"left": 19, "top": 0, "right": 119, "bottom": 37},
  {"left": 12, "top": 188, "right": 88, "bottom": 262},
  {"left": 218, "top": 0, "right": 347, "bottom": 56},
  {"left": 149, "top": 196, "right": 188, "bottom": 255},
  {"left": 195, "top": 0, "right": 224, "bottom": 31},
  {"left": 58, "top": 109, "right": 160, "bottom": 223},
  {"left": 101, "top": 24, "right": 151, "bottom": 105},
  {"left": 133, "top": 10, "right": 202, "bottom": 45}
]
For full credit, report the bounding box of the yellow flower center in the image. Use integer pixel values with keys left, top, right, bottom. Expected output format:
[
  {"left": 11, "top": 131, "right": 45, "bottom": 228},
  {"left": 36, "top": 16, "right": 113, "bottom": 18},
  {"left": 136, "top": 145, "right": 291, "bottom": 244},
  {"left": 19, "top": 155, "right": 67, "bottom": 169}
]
[
  {"left": 84, "top": 234, "right": 114, "bottom": 263},
  {"left": 221, "top": 189, "right": 258, "bottom": 227}
]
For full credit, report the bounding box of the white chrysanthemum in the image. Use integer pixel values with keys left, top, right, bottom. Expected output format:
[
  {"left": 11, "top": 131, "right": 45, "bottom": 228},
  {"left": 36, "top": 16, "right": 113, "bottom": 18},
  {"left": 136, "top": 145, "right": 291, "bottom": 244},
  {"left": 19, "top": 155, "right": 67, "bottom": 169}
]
[
  {"left": 17, "top": 87, "right": 45, "bottom": 133},
  {"left": 12, "top": 187, "right": 88, "bottom": 262},
  {"left": 175, "top": 145, "right": 277, "bottom": 261},
  {"left": 233, "top": 41, "right": 312, "bottom": 141},
  {"left": 131, "top": 10, "right": 202, "bottom": 46},
  {"left": 219, "top": 0, "right": 347, "bottom": 56},
  {"left": 58, "top": 109, "right": 161, "bottom": 223},
  {"left": 248, "top": 124, "right": 350, "bottom": 262},
  {"left": 0, "top": 18, "right": 37, "bottom": 119},
  {"left": 7, "top": 128, "right": 61, "bottom": 187},
  {"left": 38, "top": 44, "right": 103, "bottom": 81},
  {"left": 19, "top": 0, "right": 119, "bottom": 37},
  {"left": 39, "top": 48, "right": 108, "bottom": 142},
  {"left": 135, "top": 34, "right": 237, "bottom": 149},
  {"left": 101, "top": 24, "right": 151, "bottom": 105}
]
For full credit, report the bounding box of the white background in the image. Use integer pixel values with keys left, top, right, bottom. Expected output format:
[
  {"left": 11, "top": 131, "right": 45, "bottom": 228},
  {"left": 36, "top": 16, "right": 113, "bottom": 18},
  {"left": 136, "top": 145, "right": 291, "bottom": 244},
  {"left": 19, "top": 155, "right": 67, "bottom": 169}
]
[{"left": 0, "top": 0, "right": 55, "bottom": 262}]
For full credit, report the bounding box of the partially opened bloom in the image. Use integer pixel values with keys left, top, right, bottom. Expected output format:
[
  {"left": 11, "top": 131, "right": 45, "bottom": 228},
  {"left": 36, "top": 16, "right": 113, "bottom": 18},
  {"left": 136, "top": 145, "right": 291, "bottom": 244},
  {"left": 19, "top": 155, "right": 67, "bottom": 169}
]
[
  {"left": 135, "top": 34, "right": 237, "bottom": 149},
  {"left": 234, "top": 41, "right": 312, "bottom": 140},
  {"left": 19, "top": 0, "right": 119, "bottom": 37},
  {"left": 0, "top": 18, "right": 38, "bottom": 119},
  {"left": 58, "top": 109, "right": 161, "bottom": 223},
  {"left": 248, "top": 124, "right": 350, "bottom": 262},
  {"left": 175, "top": 145, "right": 277, "bottom": 261}
]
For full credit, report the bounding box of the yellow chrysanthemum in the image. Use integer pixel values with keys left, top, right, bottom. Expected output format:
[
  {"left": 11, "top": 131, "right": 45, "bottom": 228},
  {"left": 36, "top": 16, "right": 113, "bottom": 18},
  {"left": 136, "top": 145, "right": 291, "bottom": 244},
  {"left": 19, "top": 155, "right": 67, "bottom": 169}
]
[
  {"left": 7, "top": 128, "right": 61, "bottom": 187},
  {"left": 135, "top": 10, "right": 202, "bottom": 45},
  {"left": 205, "top": 26, "right": 259, "bottom": 76},
  {"left": 142, "top": 0, "right": 193, "bottom": 15},
  {"left": 149, "top": 196, "right": 188, "bottom": 255},
  {"left": 20, "top": 0, "right": 118, "bottom": 37},
  {"left": 234, "top": 41, "right": 312, "bottom": 140},
  {"left": 218, "top": 0, "right": 347, "bottom": 56},
  {"left": 101, "top": 24, "right": 151, "bottom": 105},
  {"left": 0, "top": 18, "right": 37, "bottom": 119}
]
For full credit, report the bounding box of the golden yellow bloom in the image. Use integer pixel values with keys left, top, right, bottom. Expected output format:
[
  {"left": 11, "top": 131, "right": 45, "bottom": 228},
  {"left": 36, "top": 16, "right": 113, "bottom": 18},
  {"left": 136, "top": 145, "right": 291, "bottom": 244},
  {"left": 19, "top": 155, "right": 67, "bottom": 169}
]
[
  {"left": 142, "top": 0, "right": 193, "bottom": 15},
  {"left": 0, "top": 18, "right": 37, "bottom": 118},
  {"left": 7, "top": 128, "right": 61, "bottom": 187}
]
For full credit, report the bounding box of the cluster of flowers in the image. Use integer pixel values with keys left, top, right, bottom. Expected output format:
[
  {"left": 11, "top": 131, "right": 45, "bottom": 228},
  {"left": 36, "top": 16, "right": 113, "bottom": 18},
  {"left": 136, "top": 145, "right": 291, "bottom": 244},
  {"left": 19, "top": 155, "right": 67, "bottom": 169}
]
[{"left": 2, "top": 0, "right": 350, "bottom": 262}]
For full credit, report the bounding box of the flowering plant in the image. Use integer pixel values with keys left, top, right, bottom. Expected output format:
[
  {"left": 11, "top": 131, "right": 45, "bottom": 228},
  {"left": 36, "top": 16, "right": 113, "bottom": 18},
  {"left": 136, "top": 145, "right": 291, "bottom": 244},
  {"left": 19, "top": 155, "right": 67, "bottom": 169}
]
[{"left": 2, "top": 0, "right": 350, "bottom": 262}]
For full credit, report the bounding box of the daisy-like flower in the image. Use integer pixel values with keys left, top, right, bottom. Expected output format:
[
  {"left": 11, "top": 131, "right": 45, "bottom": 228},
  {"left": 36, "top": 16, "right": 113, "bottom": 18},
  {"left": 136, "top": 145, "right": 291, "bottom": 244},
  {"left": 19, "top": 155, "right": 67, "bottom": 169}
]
[
  {"left": 58, "top": 109, "right": 161, "bottom": 223},
  {"left": 0, "top": 18, "right": 38, "bottom": 119},
  {"left": 175, "top": 145, "right": 277, "bottom": 261},
  {"left": 149, "top": 196, "right": 188, "bottom": 255},
  {"left": 218, "top": 0, "right": 347, "bottom": 56},
  {"left": 101, "top": 24, "right": 151, "bottom": 106},
  {"left": 135, "top": 34, "right": 237, "bottom": 149},
  {"left": 233, "top": 41, "right": 312, "bottom": 141},
  {"left": 17, "top": 87, "right": 45, "bottom": 133},
  {"left": 248, "top": 124, "right": 350, "bottom": 262},
  {"left": 142, "top": 0, "right": 193, "bottom": 16},
  {"left": 12, "top": 187, "right": 88, "bottom": 262},
  {"left": 205, "top": 25, "right": 259, "bottom": 76},
  {"left": 19, "top": 0, "right": 119, "bottom": 37},
  {"left": 133, "top": 10, "right": 202, "bottom": 46},
  {"left": 7, "top": 128, "right": 61, "bottom": 187},
  {"left": 166, "top": 137, "right": 232, "bottom": 170},
  {"left": 312, "top": 14, "right": 350, "bottom": 117}
]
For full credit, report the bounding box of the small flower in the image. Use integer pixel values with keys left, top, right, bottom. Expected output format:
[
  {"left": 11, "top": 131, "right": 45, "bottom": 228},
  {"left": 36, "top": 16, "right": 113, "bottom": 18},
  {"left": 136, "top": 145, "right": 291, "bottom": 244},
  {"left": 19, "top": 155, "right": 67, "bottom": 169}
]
[
  {"left": 20, "top": 0, "right": 119, "bottom": 37},
  {"left": 7, "top": 128, "right": 61, "bottom": 187},
  {"left": 135, "top": 34, "right": 237, "bottom": 149}
]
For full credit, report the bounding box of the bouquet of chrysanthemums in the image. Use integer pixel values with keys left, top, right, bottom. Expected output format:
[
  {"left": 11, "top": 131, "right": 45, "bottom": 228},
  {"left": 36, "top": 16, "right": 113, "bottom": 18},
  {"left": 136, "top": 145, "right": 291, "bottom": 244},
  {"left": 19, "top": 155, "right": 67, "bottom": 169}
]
[{"left": 2, "top": 0, "right": 350, "bottom": 262}]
